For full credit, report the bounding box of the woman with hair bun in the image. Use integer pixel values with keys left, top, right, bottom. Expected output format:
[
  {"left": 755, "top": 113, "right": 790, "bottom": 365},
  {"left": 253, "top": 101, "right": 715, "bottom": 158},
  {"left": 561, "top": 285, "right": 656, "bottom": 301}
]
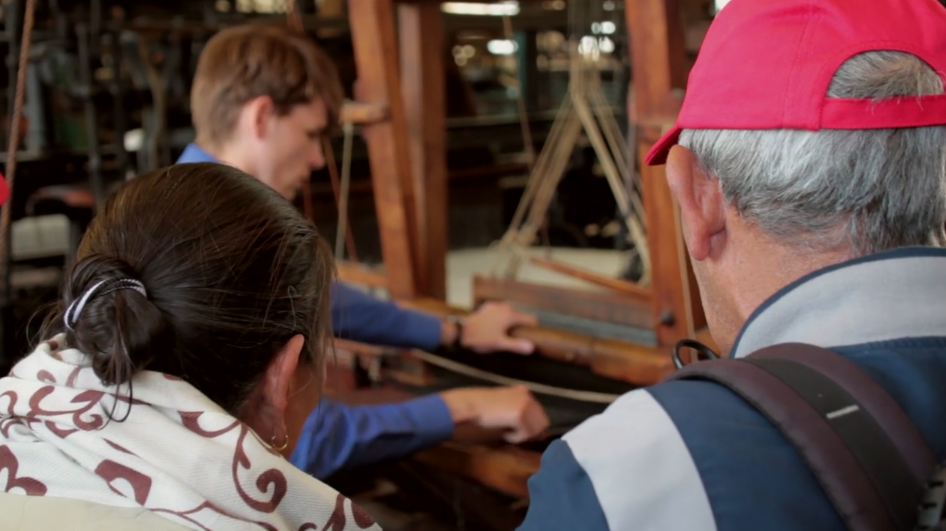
[{"left": 0, "top": 162, "right": 379, "bottom": 531}]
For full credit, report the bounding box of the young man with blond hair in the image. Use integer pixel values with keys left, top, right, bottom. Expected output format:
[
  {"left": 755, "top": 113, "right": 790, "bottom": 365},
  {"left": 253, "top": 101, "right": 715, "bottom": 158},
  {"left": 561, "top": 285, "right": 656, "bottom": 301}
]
[{"left": 179, "top": 23, "right": 549, "bottom": 480}]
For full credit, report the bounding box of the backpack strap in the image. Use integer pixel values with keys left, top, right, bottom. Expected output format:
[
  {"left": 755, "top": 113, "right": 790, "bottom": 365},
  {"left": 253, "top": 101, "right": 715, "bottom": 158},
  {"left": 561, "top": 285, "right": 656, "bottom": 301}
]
[{"left": 666, "top": 342, "right": 936, "bottom": 531}]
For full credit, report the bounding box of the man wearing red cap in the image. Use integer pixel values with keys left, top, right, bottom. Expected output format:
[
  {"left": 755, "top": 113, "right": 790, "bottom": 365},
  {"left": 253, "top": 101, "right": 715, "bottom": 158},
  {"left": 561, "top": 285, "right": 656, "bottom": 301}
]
[{"left": 518, "top": 0, "right": 946, "bottom": 529}]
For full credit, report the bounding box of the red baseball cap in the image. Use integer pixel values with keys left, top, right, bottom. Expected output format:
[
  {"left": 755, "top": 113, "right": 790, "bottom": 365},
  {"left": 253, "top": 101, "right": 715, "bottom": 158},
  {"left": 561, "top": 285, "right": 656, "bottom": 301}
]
[{"left": 645, "top": 0, "right": 946, "bottom": 166}]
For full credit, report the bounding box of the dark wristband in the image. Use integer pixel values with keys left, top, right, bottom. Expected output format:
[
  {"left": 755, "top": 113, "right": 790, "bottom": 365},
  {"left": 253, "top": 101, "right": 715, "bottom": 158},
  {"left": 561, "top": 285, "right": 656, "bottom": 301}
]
[{"left": 446, "top": 314, "right": 465, "bottom": 350}]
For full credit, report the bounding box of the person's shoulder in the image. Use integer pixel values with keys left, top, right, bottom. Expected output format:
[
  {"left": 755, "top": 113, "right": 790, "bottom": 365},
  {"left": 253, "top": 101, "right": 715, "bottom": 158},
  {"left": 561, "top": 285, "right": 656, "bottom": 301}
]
[
  {"left": 561, "top": 381, "right": 733, "bottom": 469},
  {"left": 552, "top": 378, "right": 834, "bottom": 531},
  {"left": 561, "top": 378, "right": 849, "bottom": 531},
  {"left": 537, "top": 386, "right": 718, "bottom": 531}
]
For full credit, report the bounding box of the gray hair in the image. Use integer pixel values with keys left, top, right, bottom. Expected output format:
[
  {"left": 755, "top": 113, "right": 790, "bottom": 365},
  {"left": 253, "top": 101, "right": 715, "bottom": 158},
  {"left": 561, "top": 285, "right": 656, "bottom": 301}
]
[{"left": 678, "top": 51, "right": 946, "bottom": 255}]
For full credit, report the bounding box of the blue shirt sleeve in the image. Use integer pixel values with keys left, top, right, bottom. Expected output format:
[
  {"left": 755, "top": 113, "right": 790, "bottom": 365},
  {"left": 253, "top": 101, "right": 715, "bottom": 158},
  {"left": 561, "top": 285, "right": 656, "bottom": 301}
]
[
  {"left": 331, "top": 281, "right": 442, "bottom": 350},
  {"left": 289, "top": 395, "right": 455, "bottom": 479},
  {"left": 517, "top": 439, "right": 611, "bottom": 531}
]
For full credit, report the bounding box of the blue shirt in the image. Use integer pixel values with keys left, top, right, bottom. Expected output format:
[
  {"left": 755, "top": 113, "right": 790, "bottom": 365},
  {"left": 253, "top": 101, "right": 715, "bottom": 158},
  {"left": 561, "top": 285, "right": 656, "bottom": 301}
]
[
  {"left": 176, "top": 143, "right": 455, "bottom": 479},
  {"left": 518, "top": 247, "right": 946, "bottom": 530}
]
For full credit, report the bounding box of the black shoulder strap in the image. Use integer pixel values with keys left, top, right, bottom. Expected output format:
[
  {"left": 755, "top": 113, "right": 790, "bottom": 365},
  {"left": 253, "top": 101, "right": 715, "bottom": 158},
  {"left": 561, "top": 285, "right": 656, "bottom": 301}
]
[{"left": 666, "top": 342, "right": 937, "bottom": 531}]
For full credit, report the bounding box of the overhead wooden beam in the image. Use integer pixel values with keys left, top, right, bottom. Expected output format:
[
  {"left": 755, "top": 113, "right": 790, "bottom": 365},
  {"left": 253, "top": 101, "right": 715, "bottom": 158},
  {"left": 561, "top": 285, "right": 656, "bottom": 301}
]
[
  {"left": 399, "top": 1, "right": 448, "bottom": 300},
  {"left": 347, "top": 0, "right": 421, "bottom": 299}
]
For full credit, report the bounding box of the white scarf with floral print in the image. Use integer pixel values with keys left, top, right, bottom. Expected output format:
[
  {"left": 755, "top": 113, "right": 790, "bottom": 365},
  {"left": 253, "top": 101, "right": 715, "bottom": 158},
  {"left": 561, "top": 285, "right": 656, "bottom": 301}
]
[{"left": 0, "top": 335, "right": 379, "bottom": 531}]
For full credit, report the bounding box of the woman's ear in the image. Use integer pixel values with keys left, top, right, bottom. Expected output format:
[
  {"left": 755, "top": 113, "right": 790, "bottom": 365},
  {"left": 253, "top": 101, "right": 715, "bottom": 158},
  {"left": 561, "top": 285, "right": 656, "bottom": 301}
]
[
  {"left": 262, "top": 334, "right": 305, "bottom": 416},
  {"left": 239, "top": 334, "right": 305, "bottom": 449}
]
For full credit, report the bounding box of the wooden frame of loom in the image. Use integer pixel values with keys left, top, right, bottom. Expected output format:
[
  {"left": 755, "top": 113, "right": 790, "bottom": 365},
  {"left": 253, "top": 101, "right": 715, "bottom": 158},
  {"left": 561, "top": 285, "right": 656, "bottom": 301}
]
[
  {"left": 338, "top": 0, "right": 712, "bottom": 384},
  {"left": 328, "top": 0, "right": 712, "bottom": 505}
]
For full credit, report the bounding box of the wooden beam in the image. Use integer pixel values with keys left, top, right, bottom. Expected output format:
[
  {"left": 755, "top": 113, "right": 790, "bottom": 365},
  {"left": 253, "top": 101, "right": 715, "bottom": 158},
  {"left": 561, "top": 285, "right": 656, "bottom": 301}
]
[
  {"left": 638, "top": 130, "right": 704, "bottom": 346},
  {"left": 339, "top": 101, "right": 389, "bottom": 125},
  {"left": 625, "top": 0, "right": 687, "bottom": 115},
  {"left": 412, "top": 443, "right": 541, "bottom": 499},
  {"left": 400, "top": 296, "right": 674, "bottom": 386},
  {"left": 347, "top": 0, "right": 420, "bottom": 299},
  {"left": 472, "top": 275, "right": 652, "bottom": 329},
  {"left": 626, "top": 0, "right": 706, "bottom": 346},
  {"left": 528, "top": 256, "right": 652, "bottom": 299},
  {"left": 336, "top": 261, "right": 388, "bottom": 289},
  {"left": 399, "top": 2, "right": 448, "bottom": 300}
]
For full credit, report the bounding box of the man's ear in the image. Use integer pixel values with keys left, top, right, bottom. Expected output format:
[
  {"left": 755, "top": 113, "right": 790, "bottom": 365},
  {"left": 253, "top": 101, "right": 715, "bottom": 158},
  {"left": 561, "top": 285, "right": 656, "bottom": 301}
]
[
  {"left": 245, "top": 95, "right": 276, "bottom": 140},
  {"left": 665, "top": 145, "right": 727, "bottom": 261}
]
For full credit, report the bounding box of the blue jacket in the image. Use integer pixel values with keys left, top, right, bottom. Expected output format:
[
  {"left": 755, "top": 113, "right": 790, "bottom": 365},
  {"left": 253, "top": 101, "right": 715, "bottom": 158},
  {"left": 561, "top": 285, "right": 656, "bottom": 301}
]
[
  {"left": 519, "top": 247, "right": 946, "bottom": 530},
  {"left": 176, "top": 144, "right": 455, "bottom": 479}
]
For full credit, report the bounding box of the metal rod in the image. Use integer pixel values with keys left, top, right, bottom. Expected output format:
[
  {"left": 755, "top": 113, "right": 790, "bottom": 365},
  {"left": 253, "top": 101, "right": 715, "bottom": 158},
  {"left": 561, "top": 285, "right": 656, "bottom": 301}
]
[
  {"left": 323, "top": 136, "right": 359, "bottom": 262},
  {"left": 110, "top": 31, "right": 128, "bottom": 178},
  {"left": 502, "top": 15, "right": 536, "bottom": 172},
  {"left": 334, "top": 122, "right": 355, "bottom": 260},
  {"left": 0, "top": 0, "right": 38, "bottom": 303},
  {"left": 0, "top": 0, "right": 38, "bottom": 370},
  {"left": 77, "top": 23, "right": 105, "bottom": 207}
]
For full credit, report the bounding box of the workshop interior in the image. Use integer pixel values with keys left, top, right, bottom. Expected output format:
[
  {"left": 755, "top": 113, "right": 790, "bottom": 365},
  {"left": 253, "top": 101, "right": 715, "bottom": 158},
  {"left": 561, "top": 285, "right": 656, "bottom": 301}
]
[
  {"left": 6, "top": 0, "right": 937, "bottom": 530},
  {"left": 1, "top": 0, "right": 708, "bottom": 527}
]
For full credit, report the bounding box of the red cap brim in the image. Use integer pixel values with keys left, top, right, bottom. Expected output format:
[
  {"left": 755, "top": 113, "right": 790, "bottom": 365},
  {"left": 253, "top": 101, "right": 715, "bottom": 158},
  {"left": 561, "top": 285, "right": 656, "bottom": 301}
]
[{"left": 644, "top": 125, "right": 682, "bottom": 166}]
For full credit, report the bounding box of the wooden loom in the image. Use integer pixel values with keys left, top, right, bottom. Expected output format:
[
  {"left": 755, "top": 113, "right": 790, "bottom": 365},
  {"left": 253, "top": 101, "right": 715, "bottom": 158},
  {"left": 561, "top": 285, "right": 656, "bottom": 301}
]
[
  {"left": 337, "top": 0, "right": 710, "bottom": 375},
  {"left": 324, "top": 0, "right": 710, "bottom": 508}
]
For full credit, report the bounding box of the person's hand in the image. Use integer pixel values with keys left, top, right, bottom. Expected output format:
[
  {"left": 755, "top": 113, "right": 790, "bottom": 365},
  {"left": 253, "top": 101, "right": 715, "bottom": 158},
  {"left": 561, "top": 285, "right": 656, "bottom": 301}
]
[
  {"left": 456, "top": 301, "right": 539, "bottom": 355},
  {"left": 439, "top": 385, "right": 549, "bottom": 444}
]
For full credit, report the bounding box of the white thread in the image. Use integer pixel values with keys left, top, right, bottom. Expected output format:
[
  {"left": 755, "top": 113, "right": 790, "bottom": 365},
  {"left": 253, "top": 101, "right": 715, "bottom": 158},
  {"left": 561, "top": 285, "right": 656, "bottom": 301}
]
[{"left": 410, "top": 349, "right": 623, "bottom": 404}]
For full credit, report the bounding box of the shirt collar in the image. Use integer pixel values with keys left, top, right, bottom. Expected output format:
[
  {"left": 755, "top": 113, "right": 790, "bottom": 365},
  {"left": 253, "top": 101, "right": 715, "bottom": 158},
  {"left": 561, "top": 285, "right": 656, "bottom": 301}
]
[
  {"left": 177, "top": 143, "right": 220, "bottom": 164},
  {"left": 730, "top": 246, "right": 946, "bottom": 358}
]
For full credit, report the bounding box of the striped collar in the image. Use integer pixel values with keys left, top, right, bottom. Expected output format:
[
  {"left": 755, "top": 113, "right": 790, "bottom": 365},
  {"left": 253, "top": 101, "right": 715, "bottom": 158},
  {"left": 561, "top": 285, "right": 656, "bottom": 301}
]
[{"left": 731, "top": 247, "right": 946, "bottom": 358}]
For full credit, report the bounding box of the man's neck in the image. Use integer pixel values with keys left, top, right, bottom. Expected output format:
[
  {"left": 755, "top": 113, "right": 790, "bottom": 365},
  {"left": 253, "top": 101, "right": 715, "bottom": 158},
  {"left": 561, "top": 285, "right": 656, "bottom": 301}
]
[
  {"left": 196, "top": 141, "right": 255, "bottom": 177},
  {"left": 717, "top": 232, "right": 853, "bottom": 352}
]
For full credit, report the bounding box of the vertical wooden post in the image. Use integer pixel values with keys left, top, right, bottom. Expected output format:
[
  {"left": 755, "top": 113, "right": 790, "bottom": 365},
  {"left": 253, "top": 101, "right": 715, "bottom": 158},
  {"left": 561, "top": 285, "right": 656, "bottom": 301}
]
[
  {"left": 347, "top": 0, "right": 420, "bottom": 299},
  {"left": 626, "top": 0, "right": 687, "bottom": 116},
  {"left": 399, "top": 2, "right": 448, "bottom": 300},
  {"left": 626, "top": 0, "right": 706, "bottom": 347}
]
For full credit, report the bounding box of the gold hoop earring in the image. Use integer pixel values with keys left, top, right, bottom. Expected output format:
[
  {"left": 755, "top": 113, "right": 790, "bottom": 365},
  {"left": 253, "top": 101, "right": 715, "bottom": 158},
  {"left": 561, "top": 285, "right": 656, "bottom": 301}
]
[{"left": 271, "top": 433, "right": 289, "bottom": 452}]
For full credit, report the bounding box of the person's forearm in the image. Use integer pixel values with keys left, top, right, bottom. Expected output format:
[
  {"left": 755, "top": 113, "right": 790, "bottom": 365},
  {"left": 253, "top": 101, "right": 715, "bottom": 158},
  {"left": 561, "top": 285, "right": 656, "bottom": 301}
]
[
  {"left": 331, "top": 281, "right": 442, "bottom": 350},
  {"left": 290, "top": 395, "right": 455, "bottom": 479},
  {"left": 438, "top": 388, "right": 480, "bottom": 424}
]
